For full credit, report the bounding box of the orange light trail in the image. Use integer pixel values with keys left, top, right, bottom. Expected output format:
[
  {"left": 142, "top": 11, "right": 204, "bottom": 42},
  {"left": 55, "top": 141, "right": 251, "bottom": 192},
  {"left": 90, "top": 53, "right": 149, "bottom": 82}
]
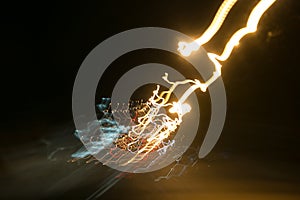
[{"left": 115, "top": 0, "right": 277, "bottom": 166}]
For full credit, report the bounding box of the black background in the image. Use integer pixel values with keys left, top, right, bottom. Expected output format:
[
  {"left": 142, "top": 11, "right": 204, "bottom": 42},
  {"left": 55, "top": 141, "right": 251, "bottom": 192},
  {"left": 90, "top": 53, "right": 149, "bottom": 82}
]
[{"left": 0, "top": 0, "right": 299, "bottom": 199}]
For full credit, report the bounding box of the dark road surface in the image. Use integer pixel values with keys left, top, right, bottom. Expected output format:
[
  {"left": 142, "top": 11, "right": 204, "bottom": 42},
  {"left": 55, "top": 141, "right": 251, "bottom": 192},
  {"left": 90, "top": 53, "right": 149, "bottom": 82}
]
[{"left": 1, "top": 121, "right": 299, "bottom": 200}]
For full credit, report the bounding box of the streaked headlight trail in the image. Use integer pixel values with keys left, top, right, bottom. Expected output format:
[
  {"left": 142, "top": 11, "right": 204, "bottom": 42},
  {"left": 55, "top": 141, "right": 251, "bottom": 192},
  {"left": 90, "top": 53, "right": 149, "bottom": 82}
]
[{"left": 74, "top": 0, "right": 277, "bottom": 170}]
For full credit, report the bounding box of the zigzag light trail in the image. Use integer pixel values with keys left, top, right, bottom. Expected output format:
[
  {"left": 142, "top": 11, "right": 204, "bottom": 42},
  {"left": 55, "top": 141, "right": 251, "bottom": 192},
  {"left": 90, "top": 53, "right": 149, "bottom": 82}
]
[
  {"left": 119, "top": 0, "right": 277, "bottom": 166},
  {"left": 114, "top": 0, "right": 277, "bottom": 166},
  {"left": 74, "top": 0, "right": 277, "bottom": 167},
  {"left": 176, "top": 0, "right": 277, "bottom": 108}
]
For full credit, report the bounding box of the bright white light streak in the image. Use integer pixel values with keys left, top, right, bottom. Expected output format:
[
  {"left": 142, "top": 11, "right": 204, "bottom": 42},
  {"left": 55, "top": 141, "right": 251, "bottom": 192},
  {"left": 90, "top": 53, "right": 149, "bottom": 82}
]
[
  {"left": 176, "top": 0, "right": 277, "bottom": 106},
  {"left": 178, "top": 0, "right": 238, "bottom": 56},
  {"left": 113, "top": 0, "right": 277, "bottom": 166}
]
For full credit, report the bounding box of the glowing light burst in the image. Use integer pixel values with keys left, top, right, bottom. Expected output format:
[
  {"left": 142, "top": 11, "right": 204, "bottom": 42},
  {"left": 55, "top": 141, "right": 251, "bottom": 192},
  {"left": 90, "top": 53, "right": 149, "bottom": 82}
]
[
  {"left": 178, "top": 0, "right": 277, "bottom": 94},
  {"left": 73, "top": 0, "right": 277, "bottom": 168}
]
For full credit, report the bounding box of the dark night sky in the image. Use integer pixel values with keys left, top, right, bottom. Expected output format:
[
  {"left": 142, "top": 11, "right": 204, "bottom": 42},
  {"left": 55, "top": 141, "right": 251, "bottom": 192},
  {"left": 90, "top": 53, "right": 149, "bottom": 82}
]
[
  {"left": 0, "top": 0, "right": 299, "bottom": 199},
  {"left": 1, "top": 0, "right": 299, "bottom": 131}
]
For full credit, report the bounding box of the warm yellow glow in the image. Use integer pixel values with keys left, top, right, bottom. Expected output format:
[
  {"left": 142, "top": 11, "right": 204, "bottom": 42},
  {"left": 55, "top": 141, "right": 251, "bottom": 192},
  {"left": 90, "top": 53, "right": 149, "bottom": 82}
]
[
  {"left": 177, "top": 0, "right": 276, "bottom": 105},
  {"left": 115, "top": 0, "right": 277, "bottom": 166},
  {"left": 214, "top": 0, "right": 276, "bottom": 61},
  {"left": 178, "top": 0, "right": 238, "bottom": 56}
]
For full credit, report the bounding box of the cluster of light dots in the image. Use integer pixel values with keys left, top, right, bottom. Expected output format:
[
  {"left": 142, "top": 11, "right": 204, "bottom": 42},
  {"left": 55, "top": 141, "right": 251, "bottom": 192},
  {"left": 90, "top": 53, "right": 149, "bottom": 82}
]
[{"left": 113, "top": 0, "right": 277, "bottom": 166}]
